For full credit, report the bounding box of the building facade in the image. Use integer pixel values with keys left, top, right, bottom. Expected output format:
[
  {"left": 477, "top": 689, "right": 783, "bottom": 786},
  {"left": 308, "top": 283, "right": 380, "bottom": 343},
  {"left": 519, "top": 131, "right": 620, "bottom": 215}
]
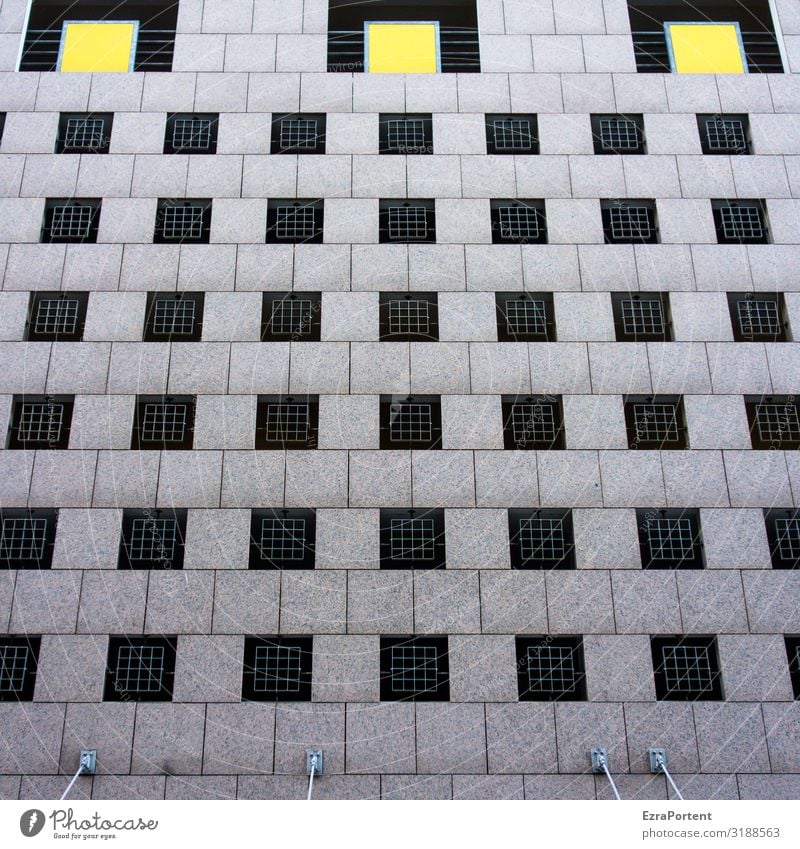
[{"left": 0, "top": 0, "right": 799, "bottom": 800}]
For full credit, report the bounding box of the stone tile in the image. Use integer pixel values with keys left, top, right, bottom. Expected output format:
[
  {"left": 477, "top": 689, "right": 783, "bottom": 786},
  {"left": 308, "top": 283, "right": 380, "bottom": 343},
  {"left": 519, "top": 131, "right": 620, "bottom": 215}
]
[
  {"left": 173, "top": 635, "right": 244, "bottom": 702},
  {"left": 538, "top": 450, "right": 604, "bottom": 507},
  {"left": 720, "top": 636, "right": 795, "bottom": 702},
  {"left": 203, "top": 703, "right": 276, "bottom": 775},
  {"left": 414, "top": 571, "right": 481, "bottom": 633},
  {"left": 220, "top": 451, "right": 285, "bottom": 508},
  {"left": 596, "top": 774, "right": 667, "bottom": 800},
  {"left": 131, "top": 704, "right": 206, "bottom": 775},
  {"left": 10, "top": 570, "right": 81, "bottom": 633},
  {"left": 184, "top": 508, "right": 250, "bottom": 570},
  {"left": 144, "top": 571, "right": 214, "bottom": 634},
  {"left": 416, "top": 703, "right": 487, "bottom": 774},
  {"left": 239, "top": 774, "right": 379, "bottom": 800},
  {"left": 677, "top": 571, "right": 748, "bottom": 634},
  {"left": 92, "top": 776, "right": 166, "bottom": 800},
  {"left": 316, "top": 508, "right": 379, "bottom": 569},
  {"left": 449, "top": 635, "right": 517, "bottom": 701},
  {"left": 479, "top": 571, "right": 547, "bottom": 633},
  {"left": 662, "top": 452, "right": 730, "bottom": 508},
  {"left": 348, "top": 450, "right": 411, "bottom": 507},
  {"left": 524, "top": 774, "right": 596, "bottom": 799},
  {"left": 411, "top": 450, "right": 475, "bottom": 508},
  {"left": 280, "top": 571, "right": 346, "bottom": 634},
  {"left": 600, "top": 451, "right": 666, "bottom": 507},
  {"left": 485, "top": 703, "right": 558, "bottom": 774},
  {"left": 453, "top": 774, "right": 524, "bottom": 799},
  {"left": 165, "top": 776, "right": 237, "bottom": 800},
  {"left": 445, "top": 508, "right": 510, "bottom": 569},
  {"left": 51, "top": 508, "right": 121, "bottom": 570},
  {"left": 624, "top": 703, "right": 700, "bottom": 774},
  {"left": 574, "top": 509, "right": 640, "bottom": 569},
  {"left": 20, "top": 775, "right": 91, "bottom": 800},
  {"left": 29, "top": 451, "right": 96, "bottom": 508},
  {"left": 284, "top": 451, "right": 349, "bottom": 507},
  {"left": 738, "top": 774, "right": 800, "bottom": 801},
  {"left": 723, "top": 451, "right": 792, "bottom": 508},
  {"left": 34, "top": 635, "right": 107, "bottom": 702},
  {"left": 77, "top": 570, "right": 148, "bottom": 634},
  {"left": 555, "top": 703, "right": 628, "bottom": 773},
  {"left": 350, "top": 342, "right": 410, "bottom": 394},
  {"left": 743, "top": 571, "right": 800, "bottom": 633},
  {"left": 611, "top": 571, "right": 681, "bottom": 633},
  {"left": 474, "top": 451, "right": 539, "bottom": 507},
  {"left": 275, "top": 703, "right": 345, "bottom": 774},
  {"left": 156, "top": 451, "right": 223, "bottom": 509},
  {"left": 0, "top": 703, "right": 65, "bottom": 774},
  {"left": 60, "top": 703, "right": 136, "bottom": 775},
  {"left": 585, "top": 635, "right": 657, "bottom": 701},
  {"left": 346, "top": 703, "right": 416, "bottom": 774},
  {"left": 93, "top": 451, "right": 160, "bottom": 507},
  {"left": 347, "top": 571, "right": 413, "bottom": 634},
  {"left": 212, "top": 571, "right": 280, "bottom": 634},
  {"left": 381, "top": 774, "right": 452, "bottom": 799},
  {"left": 693, "top": 703, "right": 770, "bottom": 773},
  {"left": 701, "top": 509, "right": 771, "bottom": 569},
  {"left": 313, "top": 635, "right": 379, "bottom": 702},
  {"left": 546, "top": 571, "right": 615, "bottom": 634}
]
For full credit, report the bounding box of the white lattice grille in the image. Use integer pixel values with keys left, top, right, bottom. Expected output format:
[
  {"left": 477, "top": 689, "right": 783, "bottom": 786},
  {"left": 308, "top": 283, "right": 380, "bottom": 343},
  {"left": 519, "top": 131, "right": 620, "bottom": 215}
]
[
  {"left": 736, "top": 299, "right": 780, "bottom": 337},
  {"left": 114, "top": 645, "right": 166, "bottom": 693},
  {"left": 659, "top": 644, "right": 715, "bottom": 695},
  {"left": 152, "top": 300, "right": 196, "bottom": 335},
  {"left": 33, "top": 298, "right": 79, "bottom": 335},
  {"left": 390, "top": 645, "right": 439, "bottom": 693},
  {"left": 775, "top": 518, "right": 800, "bottom": 562},
  {"left": 252, "top": 644, "right": 302, "bottom": 693},
  {"left": 258, "top": 518, "right": 307, "bottom": 561},
  {"left": 646, "top": 518, "right": 695, "bottom": 561},
  {"left": 270, "top": 300, "right": 315, "bottom": 335},
  {"left": 705, "top": 117, "right": 746, "bottom": 151},
  {"left": 159, "top": 205, "right": 205, "bottom": 241},
  {"left": 598, "top": 117, "right": 641, "bottom": 150},
  {"left": 49, "top": 205, "right": 94, "bottom": 239},
  {"left": 389, "top": 403, "right": 433, "bottom": 443},
  {"left": 387, "top": 206, "right": 430, "bottom": 241},
  {"left": 510, "top": 403, "right": 558, "bottom": 444},
  {"left": 621, "top": 299, "right": 665, "bottom": 336},
  {"left": 126, "top": 518, "right": 178, "bottom": 562},
  {"left": 389, "top": 518, "right": 436, "bottom": 561},
  {"left": 496, "top": 205, "right": 541, "bottom": 240},
  {"left": 754, "top": 402, "right": 800, "bottom": 444},
  {"left": 518, "top": 517, "right": 567, "bottom": 562},
  {"left": 274, "top": 205, "right": 318, "bottom": 240},
  {"left": 526, "top": 645, "right": 578, "bottom": 694},
  {"left": 386, "top": 118, "right": 427, "bottom": 151},
  {"left": 719, "top": 205, "right": 765, "bottom": 241},
  {"left": 632, "top": 402, "right": 680, "bottom": 443},
  {"left": 279, "top": 118, "right": 319, "bottom": 150},
  {"left": 171, "top": 118, "right": 213, "bottom": 150},
  {"left": 387, "top": 299, "right": 431, "bottom": 335},
  {"left": 17, "top": 402, "right": 64, "bottom": 443},
  {"left": 141, "top": 403, "right": 188, "bottom": 443},
  {"left": 264, "top": 403, "right": 310, "bottom": 442},
  {"left": 491, "top": 118, "right": 534, "bottom": 151},
  {"left": 504, "top": 299, "right": 548, "bottom": 336},
  {"left": 0, "top": 518, "right": 47, "bottom": 560},
  {"left": 0, "top": 645, "right": 30, "bottom": 693},
  {"left": 608, "top": 205, "right": 654, "bottom": 241},
  {"left": 64, "top": 117, "right": 106, "bottom": 151}
]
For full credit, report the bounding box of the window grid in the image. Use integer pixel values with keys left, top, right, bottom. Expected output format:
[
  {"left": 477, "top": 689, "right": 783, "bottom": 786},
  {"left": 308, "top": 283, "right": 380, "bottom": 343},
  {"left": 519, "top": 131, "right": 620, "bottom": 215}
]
[
  {"left": 608, "top": 205, "right": 654, "bottom": 241},
  {"left": 621, "top": 298, "right": 665, "bottom": 337},
  {"left": 159, "top": 205, "right": 205, "bottom": 241},
  {"left": 0, "top": 645, "right": 30, "bottom": 693},
  {"left": 492, "top": 118, "right": 534, "bottom": 151},
  {"left": 647, "top": 518, "right": 695, "bottom": 561},
  {"left": 389, "top": 403, "right": 433, "bottom": 444},
  {"left": 275, "top": 205, "right": 318, "bottom": 241},
  {"left": 503, "top": 299, "right": 547, "bottom": 336},
  {"left": 511, "top": 403, "right": 558, "bottom": 445},
  {"left": 526, "top": 645, "right": 578, "bottom": 694},
  {"left": 279, "top": 118, "right": 319, "bottom": 150},
  {"left": 497, "top": 205, "right": 541, "bottom": 240},
  {"left": 270, "top": 300, "right": 315, "bottom": 336},
  {"left": 632, "top": 402, "right": 680, "bottom": 444},
  {"left": 518, "top": 518, "right": 567, "bottom": 563},
  {"left": 126, "top": 519, "right": 177, "bottom": 562},
  {"left": 387, "top": 206, "right": 430, "bottom": 241},
  {"left": 736, "top": 299, "right": 781, "bottom": 337},
  {"left": 17, "top": 402, "right": 64, "bottom": 443},
  {"left": 754, "top": 402, "right": 800, "bottom": 445},
  {"left": 258, "top": 518, "right": 307, "bottom": 562},
  {"left": 719, "top": 205, "right": 764, "bottom": 241},
  {"left": 0, "top": 518, "right": 47, "bottom": 561},
  {"left": 49, "top": 205, "right": 94, "bottom": 240},
  {"left": 33, "top": 298, "right": 79, "bottom": 336},
  {"left": 171, "top": 118, "right": 212, "bottom": 151},
  {"left": 775, "top": 518, "right": 800, "bottom": 563},
  {"left": 659, "top": 644, "right": 715, "bottom": 696},
  {"left": 388, "top": 299, "right": 431, "bottom": 336},
  {"left": 389, "top": 518, "right": 436, "bottom": 561},
  {"left": 152, "top": 299, "right": 196, "bottom": 336},
  {"left": 114, "top": 645, "right": 165, "bottom": 694},
  {"left": 705, "top": 118, "right": 746, "bottom": 152},
  {"left": 387, "top": 118, "right": 427, "bottom": 152},
  {"left": 252, "top": 645, "right": 302, "bottom": 693},
  {"left": 264, "top": 403, "right": 310, "bottom": 443},
  {"left": 64, "top": 117, "right": 105, "bottom": 151},
  {"left": 141, "top": 403, "right": 188, "bottom": 443},
  {"left": 390, "top": 645, "right": 439, "bottom": 694},
  {"left": 599, "top": 117, "right": 641, "bottom": 150}
]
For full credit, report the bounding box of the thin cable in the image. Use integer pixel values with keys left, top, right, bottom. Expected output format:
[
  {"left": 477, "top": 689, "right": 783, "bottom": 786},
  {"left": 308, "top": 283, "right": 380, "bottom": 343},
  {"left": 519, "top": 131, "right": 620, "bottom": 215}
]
[
  {"left": 307, "top": 754, "right": 318, "bottom": 801},
  {"left": 597, "top": 753, "right": 622, "bottom": 801},
  {"left": 60, "top": 755, "right": 90, "bottom": 802},
  {"left": 656, "top": 754, "right": 684, "bottom": 801}
]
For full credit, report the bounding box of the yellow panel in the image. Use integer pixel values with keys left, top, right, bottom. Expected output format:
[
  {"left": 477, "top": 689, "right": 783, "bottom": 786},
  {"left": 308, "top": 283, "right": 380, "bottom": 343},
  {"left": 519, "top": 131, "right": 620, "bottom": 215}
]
[
  {"left": 367, "top": 23, "right": 438, "bottom": 73},
  {"left": 59, "top": 22, "right": 136, "bottom": 73},
  {"left": 667, "top": 23, "right": 745, "bottom": 74}
]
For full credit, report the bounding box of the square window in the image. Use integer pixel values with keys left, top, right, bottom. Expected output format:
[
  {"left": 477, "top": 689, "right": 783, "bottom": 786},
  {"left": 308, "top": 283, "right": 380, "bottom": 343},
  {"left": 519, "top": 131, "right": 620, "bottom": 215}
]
[
  {"left": 380, "top": 636, "right": 449, "bottom": 701},
  {"left": 785, "top": 637, "right": 800, "bottom": 700},
  {"left": 379, "top": 114, "right": 433, "bottom": 154},
  {"left": 119, "top": 509, "right": 186, "bottom": 570},
  {"left": 242, "top": 636, "right": 313, "bottom": 701},
  {"left": 131, "top": 396, "right": 196, "bottom": 450},
  {"left": 42, "top": 198, "right": 100, "bottom": 243},
  {"left": 26, "top": 292, "right": 89, "bottom": 342},
  {"left": 380, "top": 509, "right": 446, "bottom": 569},
  {"left": 515, "top": 636, "right": 586, "bottom": 701},
  {"left": 255, "top": 396, "right": 319, "bottom": 450},
  {"left": 379, "top": 199, "right": 435, "bottom": 243},
  {"left": 56, "top": 112, "right": 112, "bottom": 153},
  {"left": 765, "top": 509, "right": 800, "bottom": 570},
  {"left": 712, "top": 200, "right": 769, "bottom": 244},
  {"left": 380, "top": 395, "right": 442, "bottom": 449},
  {"left": 698, "top": 113, "right": 750, "bottom": 154},
  {"left": 591, "top": 114, "right": 646, "bottom": 154},
  {"left": 636, "top": 509, "right": 704, "bottom": 569},
  {"left": 495, "top": 293, "right": 555, "bottom": 342},
  {"left": 266, "top": 200, "right": 324, "bottom": 244},
  {"left": 624, "top": 395, "right": 688, "bottom": 449},
  {"left": 143, "top": 292, "right": 204, "bottom": 342},
  {"left": 490, "top": 200, "right": 547, "bottom": 244},
  {"left": 379, "top": 293, "right": 439, "bottom": 341},
  {"left": 601, "top": 199, "right": 658, "bottom": 244},
  {"left": 509, "top": 509, "right": 575, "bottom": 570},
  {"left": 485, "top": 114, "right": 538, "bottom": 155},
  {"left": 0, "top": 637, "right": 41, "bottom": 702},
  {"left": 249, "top": 509, "right": 316, "bottom": 570},
  {"left": 261, "top": 292, "right": 322, "bottom": 342},
  {"left": 502, "top": 395, "right": 565, "bottom": 450},
  {"left": 271, "top": 113, "right": 326, "bottom": 154},
  {"left": 651, "top": 636, "right": 723, "bottom": 701},
  {"left": 8, "top": 395, "right": 73, "bottom": 450},
  {"left": 745, "top": 396, "right": 800, "bottom": 450},
  {"left": 154, "top": 199, "right": 211, "bottom": 244},
  {"left": 727, "top": 292, "right": 787, "bottom": 342},
  {"left": 0, "top": 509, "right": 57, "bottom": 570},
  {"left": 611, "top": 293, "right": 671, "bottom": 342},
  {"left": 104, "top": 636, "right": 176, "bottom": 702},
  {"left": 164, "top": 114, "right": 218, "bottom": 154}
]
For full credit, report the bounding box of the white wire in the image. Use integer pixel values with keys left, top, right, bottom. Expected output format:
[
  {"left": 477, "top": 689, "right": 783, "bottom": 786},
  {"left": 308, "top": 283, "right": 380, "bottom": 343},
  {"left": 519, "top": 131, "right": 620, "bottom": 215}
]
[
  {"left": 656, "top": 754, "right": 685, "bottom": 801},
  {"left": 307, "top": 755, "right": 318, "bottom": 801},
  {"left": 598, "top": 755, "right": 622, "bottom": 801},
  {"left": 59, "top": 760, "right": 87, "bottom": 801}
]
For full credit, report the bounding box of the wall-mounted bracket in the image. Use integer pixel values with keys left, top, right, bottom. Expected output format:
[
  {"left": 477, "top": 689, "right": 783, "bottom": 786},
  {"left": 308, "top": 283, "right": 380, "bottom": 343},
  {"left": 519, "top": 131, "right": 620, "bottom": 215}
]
[
  {"left": 307, "top": 750, "right": 323, "bottom": 777},
  {"left": 591, "top": 748, "right": 608, "bottom": 774},
  {"left": 80, "top": 749, "right": 97, "bottom": 775},
  {"left": 648, "top": 748, "right": 667, "bottom": 774}
]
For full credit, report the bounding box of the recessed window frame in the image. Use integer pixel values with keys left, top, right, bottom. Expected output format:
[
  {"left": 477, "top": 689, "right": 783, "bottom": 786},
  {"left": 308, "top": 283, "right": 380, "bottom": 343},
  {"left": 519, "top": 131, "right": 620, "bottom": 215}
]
[
  {"left": 164, "top": 113, "right": 219, "bottom": 155},
  {"left": 502, "top": 394, "right": 566, "bottom": 450},
  {"left": 255, "top": 395, "right": 319, "bottom": 450},
  {"left": 248, "top": 508, "right": 316, "bottom": 570},
  {"left": 25, "top": 291, "right": 89, "bottom": 342},
  {"left": 785, "top": 636, "right": 800, "bottom": 700},
  {"left": 118, "top": 508, "right": 187, "bottom": 570},
  {"left": 379, "top": 508, "right": 446, "bottom": 570},
  {"left": 509, "top": 509, "right": 576, "bottom": 570},
  {"left": 271, "top": 113, "right": 326, "bottom": 154},
  {"left": 515, "top": 635, "right": 587, "bottom": 702},
  {"left": 697, "top": 113, "right": 751, "bottom": 155},
  {"left": 379, "top": 635, "right": 450, "bottom": 702},
  {"left": 379, "top": 113, "right": 433, "bottom": 154},
  {"left": 611, "top": 292, "right": 672, "bottom": 342},
  {"left": 636, "top": 508, "right": 705, "bottom": 570},
  {"left": 143, "top": 292, "right": 204, "bottom": 343},
  {"left": 591, "top": 113, "right": 646, "bottom": 154},
  {"left": 624, "top": 394, "right": 688, "bottom": 450},
  {"left": 764, "top": 508, "right": 800, "bottom": 570},
  {"left": 379, "top": 199, "right": 436, "bottom": 244},
  {"left": 0, "top": 508, "right": 58, "bottom": 570},
  {"left": 103, "top": 636, "right": 177, "bottom": 703},
  {"left": 242, "top": 636, "right": 313, "bottom": 701},
  {"left": 154, "top": 198, "right": 212, "bottom": 244},
  {"left": 495, "top": 292, "right": 556, "bottom": 342},
  {"left": 131, "top": 395, "right": 196, "bottom": 451},
  {"left": 379, "top": 395, "right": 442, "bottom": 450},
  {"left": 260, "top": 292, "right": 322, "bottom": 342},
  {"left": 0, "top": 636, "right": 41, "bottom": 702},
  {"left": 651, "top": 635, "right": 724, "bottom": 702},
  {"left": 745, "top": 395, "right": 800, "bottom": 450},
  {"left": 56, "top": 112, "right": 113, "bottom": 154},
  {"left": 378, "top": 292, "right": 439, "bottom": 342},
  {"left": 727, "top": 292, "right": 788, "bottom": 342},
  {"left": 490, "top": 199, "right": 547, "bottom": 245},
  {"left": 601, "top": 198, "right": 659, "bottom": 245},
  {"left": 266, "top": 199, "right": 324, "bottom": 245},
  {"left": 485, "top": 113, "right": 539, "bottom": 155},
  {"left": 8, "top": 395, "right": 73, "bottom": 450},
  {"left": 712, "top": 199, "right": 770, "bottom": 245},
  {"left": 41, "top": 198, "right": 100, "bottom": 244}
]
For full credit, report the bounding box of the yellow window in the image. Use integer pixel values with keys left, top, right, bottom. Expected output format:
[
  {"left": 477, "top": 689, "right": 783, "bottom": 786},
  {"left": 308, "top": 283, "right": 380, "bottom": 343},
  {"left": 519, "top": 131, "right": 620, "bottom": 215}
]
[
  {"left": 58, "top": 21, "right": 138, "bottom": 73},
  {"left": 365, "top": 22, "right": 439, "bottom": 73},
  {"left": 665, "top": 22, "right": 746, "bottom": 74}
]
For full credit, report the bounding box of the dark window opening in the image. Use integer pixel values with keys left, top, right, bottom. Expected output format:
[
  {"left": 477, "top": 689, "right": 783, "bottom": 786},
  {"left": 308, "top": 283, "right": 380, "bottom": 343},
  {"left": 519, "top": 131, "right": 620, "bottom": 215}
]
[
  {"left": 380, "top": 395, "right": 442, "bottom": 450},
  {"left": 0, "top": 636, "right": 41, "bottom": 701},
  {"left": 624, "top": 395, "right": 688, "bottom": 450},
  {"left": 41, "top": 198, "right": 100, "bottom": 244},
  {"left": 591, "top": 114, "right": 646, "bottom": 154},
  {"left": 266, "top": 200, "right": 324, "bottom": 244},
  {"left": 502, "top": 395, "right": 565, "bottom": 450},
  {"left": 249, "top": 509, "right": 316, "bottom": 570},
  {"left": 379, "top": 199, "right": 435, "bottom": 243},
  {"left": 379, "top": 293, "right": 438, "bottom": 341},
  {"left": 255, "top": 396, "right": 319, "bottom": 450},
  {"left": 8, "top": 395, "right": 73, "bottom": 450},
  {"left": 271, "top": 114, "right": 326, "bottom": 155},
  {"left": 745, "top": 396, "right": 800, "bottom": 450},
  {"left": 601, "top": 199, "right": 658, "bottom": 244},
  {"left": 636, "top": 508, "right": 704, "bottom": 570},
  {"left": 509, "top": 509, "right": 575, "bottom": 570},
  {"left": 698, "top": 114, "right": 751, "bottom": 155},
  {"left": 490, "top": 199, "right": 547, "bottom": 245},
  {"left": 380, "top": 636, "right": 450, "bottom": 701},
  {"left": 785, "top": 637, "right": 800, "bottom": 700},
  {"left": 104, "top": 636, "right": 177, "bottom": 702},
  {"left": 154, "top": 199, "right": 211, "bottom": 244},
  {"left": 0, "top": 509, "right": 57, "bottom": 570},
  {"left": 611, "top": 292, "right": 671, "bottom": 342},
  {"left": 516, "top": 636, "right": 586, "bottom": 701},
  {"left": 651, "top": 635, "right": 723, "bottom": 701},
  {"left": 728, "top": 292, "right": 788, "bottom": 342},
  {"left": 56, "top": 113, "right": 113, "bottom": 154},
  {"left": 495, "top": 293, "right": 555, "bottom": 342},
  {"left": 261, "top": 292, "right": 322, "bottom": 342},
  {"left": 26, "top": 291, "right": 89, "bottom": 342},
  {"left": 765, "top": 509, "right": 800, "bottom": 570},
  {"left": 485, "top": 114, "right": 538, "bottom": 155},
  {"left": 379, "top": 114, "right": 433, "bottom": 154},
  {"left": 243, "top": 636, "right": 313, "bottom": 701},
  {"left": 380, "top": 508, "right": 446, "bottom": 570},
  {"left": 143, "top": 292, "right": 204, "bottom": 342},
  {"left": 119, "top": 508, "right": 186, "bottom": 570},
  {"left": 712, "top": 200, "right": 769, "bottom": 244},
  {"left": 132, "top": 396, "right": 196, "bottom": 450},
  {"left": 164, "top": 114, "right": 218, "bottom": 154}
]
